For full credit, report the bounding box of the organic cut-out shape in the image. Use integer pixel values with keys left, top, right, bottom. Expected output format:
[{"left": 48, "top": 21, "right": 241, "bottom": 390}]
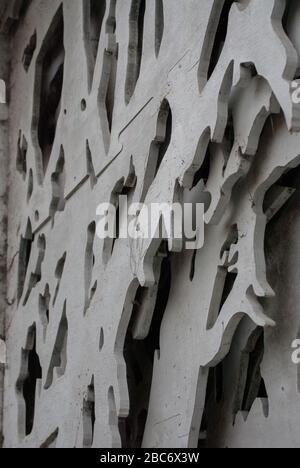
[
  {"left": 118, "top": 248, "right": 171, "bottom": 448},
  {"left": 32, "top": 5, "right": 65, "bottom": 180},
  {"left": 198, "top": 363, "right": 223, "bottom": 448},
  {"left": 206, "top": 0, "right": 234, "bottom": 84},
  {"left": 22, "top": 30, "right": 37, "bottom": 72},
  {"left": 16, "top": 131, "right": 28, "bottom": 179},
  {"left": 155, "top": 0, "right": 164, "bottom": 57},
  {"left": 53, "top": 252, "right": 67, "bottom": 307},
  {"left": 83, "top": 0, "right": 107, "bottom": 91},
  {"left": 86, "top": 141, "right": 97, "bottom": 189},
  {"left": 16, "top": 324, "right": 42, "bottom": 438},
  {"left": 263, "top": 163, "right": 300, "bottom": 222},
  {"left": 141, "top": 99, "right": 172, "bottom": 202},
  {"left": 83, "top": 376, "right": 96, "bottom": 448},
  {"left": 99, "top": 328, "right": 105, "bottom": 351},
  {"left": 98, "top": 0, "right": 118, "bottom": 153},
  {"left": 234, "top": 328, "right": 269, "bottom": 421},
  {"left": 49, "top": 146, "right": 66, "bottom": 226},
  {"left": 40, "top": 428, "right": 59, "bottom": 448},
  {"left": 108, "top": 386, "right": 121, "bottom": 448},
  {"left": 17, "top": 219, "right": 33, "bottom": 304},
  {"left": 206, "top": 225, "right": 238, "bottom": 330},
  {"left": 44, "top": 301, "right": 68, "bottom": 390},
  {"left": 103, "top": 161, "right": 137, "bottom": 265},
  {"left": 27, "top": 169, "right": 34, "bottom": 202},
  {"left": 39, "top": 284, "right": 51, "bottom": 340},
  {"left": 84, "top": 222, "right": 96, "bottom": 315},
  {"left": 23, "top": 234, "right": 46, "bottom": 306},
  {"left": 125, "top": 0, "right": 146, "bottom": 104}
]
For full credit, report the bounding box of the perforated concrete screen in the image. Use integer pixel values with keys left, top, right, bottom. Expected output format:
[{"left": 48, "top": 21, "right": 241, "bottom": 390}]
[{"left": 1, "top": 0, "right": 300, "bottom": 449}]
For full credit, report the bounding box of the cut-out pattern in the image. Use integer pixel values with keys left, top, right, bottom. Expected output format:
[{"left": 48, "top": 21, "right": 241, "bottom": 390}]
[
  {"left": 103, "top": 162, "right": 136, "bottom": 265},
  {"left": 125, "top": 0, "right": 146, "bottom": 104},
  {"left": 52, "top": 252, "right": 67, "bottom": 307},
  {"left": 49, "top": 146, "right": 65, "bottom": 225},
  {"left": 141, "top": 99, "right": 172, "bottom": 202},
  {"left": 83, "top": 0, "right": 107, "bottom": 91},
  {"left": 17, "top": 219, "right": 33, "bottom": 304},
  {"left": 32, "top": 5, "right": 65, "bottom": 179},
  {"left": 98, "top": 0, "right": 118, "bottom": 153},
  {"left": 27, "top": 169, "right": 34, "bottom": 202},
  {"left": 22, "top": 30, "right": 37, "bottom": 72},
  {"left": 40, "top": 428, "right": 59, "bottom": 448},
  {"left": 39, "top": 284, "right": 51, "bottom": 340},
  {"left": 82, "top": 376, "right": 96, "bottom": 448},
  {"left": 155, "top": 0, "right": 164, "bottom": 58},
  {"left": 44, "top": 302, "right": 68, "bottom": 390},
  {"left": 5, "top": 0, "right": 300, "bottom": 450},
  {"left": 86, "top": 140, "right": 97, "bottom": 189},
  {"left": 84, "top": 222, "right": 96, "bottom": 315},
  {"left": 234, "top": 328, "right": 269, "bottom": 421},
  {"left": 16, "top": 131, "right": 28, "bottom": 179},
  {"left": 119, "top": 247, "right": 171, "bottom": 447},
  {"left": 23, "top": 234, "right": 46, "bottom": 306},
  {"left": 16, "top": 324, "right": 42, "bottom": 438}
]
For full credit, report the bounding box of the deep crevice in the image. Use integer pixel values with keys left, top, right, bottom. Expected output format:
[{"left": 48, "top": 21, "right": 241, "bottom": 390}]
[
  {"left": 17, "top": 219, "right": 33, "bottom": 305},
  {"left": 119, "top": 248, "right": 172, "bottom": 448},
  {"left": 103, "top": 162, "right": 137, "bottom": 265},
  {"left": 16, "top": 131, "right": 28, "bottom": 179},
  {"left": 125, "top": 0, "right": 146, "bottom": 104},
  {"left": 16, "top": 324, "right": 42, "bottom": 438},
  {"left": 27, "top": 169, "right": 34, "bottom": 202},
  {"left": 39, "top": 283, "right": 51, "bottom": 340},
  {"left": 40, "top": 428, "right": 59, "bottom": 448},
  {"left": 240, "top": 329, "right": 269, "bottom": 419},
  {"left": 191, "top": 145, "right": 211, "bottom": 190},
  {"left": 84, "top": 0, "right": 107, "bottom": 91},
  {"left": 23, "top": 234, "right": 46, "bottom": 306},
  {"left": 32, "top": 6, "right": 65, "bottom": 179},
  {"left": 83, "top": 376, "right": 96, "bottom": 448},
  {"left": 198, "top": 362, "right": 224, "bottom": 448},
  {"left": 263, "top": 164, "right": 300, "bottom": 222},
  {"left": 141, "top": 99, "right": 172, "bottom": 202},
  {"left": 98, "top": 0, "right": 118, "bottom": 153},
  {"left": 53, "top": 252, "right": 67, "bottom": 307},
  {"left": 155, "top": 0, "right": 164, "bottom": 57},
  {"left": 86, "top": 140, "right": 97, "bottom": 189},
  {"left": 22, "top": 30, "right": 37, "bottom": 72},
  {"left": 84, "top": 222, "right": 96, "bottom": 315},
  {"left": 206, "top": 0, "right": 234, "bottom": 82},
  {"left": 206, "top": 225, "right": 238, "bottom": 330},
  {"left": 49, "top": 146, "right": 66, "bottom": 225}
]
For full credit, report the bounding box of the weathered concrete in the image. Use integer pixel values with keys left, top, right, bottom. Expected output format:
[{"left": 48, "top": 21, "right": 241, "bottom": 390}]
[
  {"left": 1, "top": 0, "right": 300, "bottom": 448},
  {"left": 0, "top": 29, "right": 9, "bottom": 448}
]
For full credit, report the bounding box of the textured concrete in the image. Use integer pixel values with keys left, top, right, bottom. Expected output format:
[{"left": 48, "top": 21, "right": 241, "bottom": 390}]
[
  {"left": 1, "top": 0, "right": 300, "bottom": 448},
  {"left": 0, "top": 29, "right": 9, "bottom": 448}
]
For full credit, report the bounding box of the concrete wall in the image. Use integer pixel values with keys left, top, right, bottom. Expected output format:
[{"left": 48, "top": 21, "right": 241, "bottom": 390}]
[
  {"left": 1, "top": 0, "right": 300, "bottom": 448},
  {"left": 0, "top": 29, "right": 9, "bottom": 448}
]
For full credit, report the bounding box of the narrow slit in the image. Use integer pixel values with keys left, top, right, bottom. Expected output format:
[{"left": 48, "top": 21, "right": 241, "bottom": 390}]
[
  {"left": 44, "top": 302, "right": 68, "bottom": 390},
  {"left": 83, "top": 0, "right": 107, "bottom": 91},
  {"left": 155, "top": 0, "right": 164, "bottom": 57},
  {"left": 125, "top": 0, "right": 146, "bottom": 104}
]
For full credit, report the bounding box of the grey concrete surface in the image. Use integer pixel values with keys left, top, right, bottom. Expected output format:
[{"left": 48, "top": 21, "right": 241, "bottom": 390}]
[{"left": 1, "top": 0, "right": 300, "bottom": 448}]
